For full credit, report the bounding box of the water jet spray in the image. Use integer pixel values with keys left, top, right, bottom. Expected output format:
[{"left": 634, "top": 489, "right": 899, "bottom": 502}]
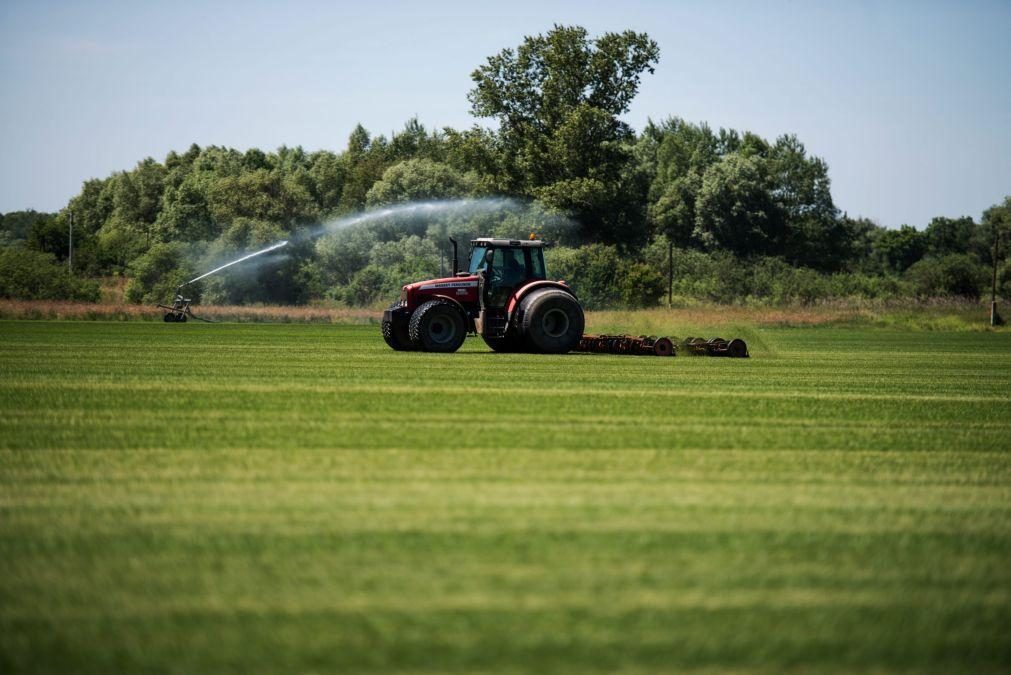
[{"left": 157, "top": 240, "right": 289, "bottom": 322}]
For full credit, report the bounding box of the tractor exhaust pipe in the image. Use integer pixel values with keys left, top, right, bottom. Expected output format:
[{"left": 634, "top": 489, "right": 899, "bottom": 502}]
[{"left": 449, "top": 237, "right": 459, "bottom": 276}]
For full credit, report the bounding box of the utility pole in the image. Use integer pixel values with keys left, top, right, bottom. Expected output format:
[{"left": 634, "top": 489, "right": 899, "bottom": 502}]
[
  {"left": 667, "top": 240, "right": 673, "bottom": 308},
  {"left": 68, "top": 210, "right": 73, "bottom": 274},
  {"left": 992, "top": 229, "right": 1004, "bottom": 326}
]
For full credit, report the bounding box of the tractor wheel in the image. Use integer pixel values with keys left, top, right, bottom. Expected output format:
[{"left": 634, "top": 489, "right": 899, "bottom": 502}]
[
  {"left": 382, "top": 303, "right": 416, "bottom": 351},
  {"left": 483, "top": 332, "right": 525, "bottom": 353},
  {"left": 177, "top": 313, "right": 187, "bottom": 323},
  {"left": 409, "top": 300, "right": 467, "bottom": 353},
  {"left": 519, "top": 289, "right": 584, "bottom": 354},
  {"left": 163, "top": 313, "right": 175, "bottom": 322}
]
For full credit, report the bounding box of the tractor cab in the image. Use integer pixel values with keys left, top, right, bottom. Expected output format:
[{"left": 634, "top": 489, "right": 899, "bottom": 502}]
[{"left": 467, "top": 238, "right": 547, "bottom": 310}]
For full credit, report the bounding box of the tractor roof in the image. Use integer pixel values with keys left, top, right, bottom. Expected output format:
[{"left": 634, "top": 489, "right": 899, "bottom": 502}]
[{"left": 471, "top": 238, "right": 544, "bottom": 248}]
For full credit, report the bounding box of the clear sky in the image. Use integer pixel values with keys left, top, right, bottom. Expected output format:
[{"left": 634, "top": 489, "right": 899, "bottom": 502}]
[{"left": 1, "top": 0, "right": 1008, "bottom": 228}]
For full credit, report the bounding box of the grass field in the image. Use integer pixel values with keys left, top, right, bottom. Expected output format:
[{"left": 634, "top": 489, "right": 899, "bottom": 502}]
[{"left": 1, "top": 320, "right": 1010, "bottom": 674}]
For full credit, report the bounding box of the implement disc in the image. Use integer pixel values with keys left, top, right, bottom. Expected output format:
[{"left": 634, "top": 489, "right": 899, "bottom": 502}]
[
  {"left": 727, "top": 338, "right": 749, "bottom": 358},
  {"left": 653, "top": 337, "right": 675, "bottom": 357}
]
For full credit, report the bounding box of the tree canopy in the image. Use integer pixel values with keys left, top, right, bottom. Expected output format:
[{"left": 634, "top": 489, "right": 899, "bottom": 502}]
[
  {"left": 469, "top": 25, "right": 659, "bottom": 245},
  {"left": 1, "top": 26, "right": 1005, "bottom": 307}
]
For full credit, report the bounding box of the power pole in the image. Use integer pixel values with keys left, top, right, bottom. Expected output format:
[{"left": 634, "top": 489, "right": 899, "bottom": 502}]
[
  {"left": 992, "top": 229, "right": 1004, "bottom": 326},
  {"left": 68, "top": 210, "right": 74, "bottom": 274},
  {"left": 667, "top": 240, "right": 673, "bottom": 308}
]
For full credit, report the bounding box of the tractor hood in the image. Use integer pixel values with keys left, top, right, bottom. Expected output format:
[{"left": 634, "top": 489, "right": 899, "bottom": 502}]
[
  {"left": 402, "top": 275, "right": 481, "bottom": 308},
  {"left": 403, "top": 274, "right": 480, "bottom": 293}
]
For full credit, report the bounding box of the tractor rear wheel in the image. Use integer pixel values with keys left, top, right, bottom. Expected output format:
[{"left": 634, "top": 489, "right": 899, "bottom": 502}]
[
  {"left": 382, "top": 302, "right": 416, "bottom": 351},
  {"left": 519, "top": 289, "right": 584, "bottom": 354},
  {"left": 409, "top": 300, "right": 467, "bottom": 353}
]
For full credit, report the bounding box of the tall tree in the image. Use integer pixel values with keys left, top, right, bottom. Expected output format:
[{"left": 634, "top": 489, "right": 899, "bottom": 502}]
[
  {"left": 982, "top": 197, "right": 1011, "bottom": 305},
  {"left": 924, "top": 216, "right": 976, "bottom": 257},
  {"left": 365, "top": 159, "right": 473, "bottom": 206},
  {"left": 3, "top": 210, "right": 54, "bottom": 243},
  {"left": 694, "top": 153, "right": 782, "bottom": 257},
  {"left": 768, "top": 135, "right": 844, "bottom": 270},
  {"left": 468, "top": 25, "right": 659, "bottom": 245},
  {"left": 873, "top": 225, "right": 927, "bottom": 272},
  {"left": 341, "top": 125, "right": 391, "bottom": 211},
  {"left": 307, "top": 150, "right": 347, "bottom": 215},
  {"left": 644, "top": 118, "right": 721, "bottom": 247}
]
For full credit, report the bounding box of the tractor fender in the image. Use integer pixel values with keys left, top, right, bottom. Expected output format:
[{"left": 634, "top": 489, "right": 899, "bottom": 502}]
[
  {"left": 429, "top": 294, "right": 475, "bottom": 332},
  {"left": 507, "top": 280, "right": 577, "bottom": 318}
]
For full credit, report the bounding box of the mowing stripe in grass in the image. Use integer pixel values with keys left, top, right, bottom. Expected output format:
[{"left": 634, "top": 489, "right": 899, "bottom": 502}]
[{"left": 1, "top": 321, "right": 1009, "bottom": 674}]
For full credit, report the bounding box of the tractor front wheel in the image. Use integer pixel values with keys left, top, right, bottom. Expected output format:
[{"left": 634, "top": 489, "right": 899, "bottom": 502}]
[
  {"left": 519, "top": 289, "right": 584, "bottom": 354},
  {"left": 382, "top": 302, "right": 416, "bottom": 351},
  {"left": 409, "top": 300, "right": 467, "bottom": 353}
]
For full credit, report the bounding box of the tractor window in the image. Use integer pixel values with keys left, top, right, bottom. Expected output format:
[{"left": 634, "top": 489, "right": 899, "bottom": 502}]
[
  {"left": 494, "top": 248, "right": 527, "bottom": 287},
  {"left": 468, "top": 246, "right": 488, "bottom": 274},
  {"left": 482, "top": 247, "right": 528, "bottom": 307},
  {"left": 527, "top": 248, "right": 546, "bottom": 280}
]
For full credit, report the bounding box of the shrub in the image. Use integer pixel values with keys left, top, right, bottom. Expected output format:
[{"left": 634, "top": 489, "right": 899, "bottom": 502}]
[
  {"left": 545, "top": 244, "right": 622, "bottom": 309},
  {"left": 905, "top": 254, "right": 988, "bottom": 299},
  {"left": 825, "top": 272, "right": 910, "bottom": 300},
  {"left": 642, "top": 237, "right": 916, "bottom": 304},
  {"left": 620, "top": 263, "right": 666, "bottom": 308},
  {"left": 124, "top": 242, "right": 194, "bottom": 304},
  {"left": 0, "top": 247, "right": 100, "bottom": 301},
  {"left": 328, "top": 236, "right": 441, "bottom": 306},
  {"left": 342, "top": 265, "right": 388, "bottom": 306}
]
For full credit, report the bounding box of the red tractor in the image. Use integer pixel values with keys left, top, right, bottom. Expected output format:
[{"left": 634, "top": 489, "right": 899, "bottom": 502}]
[{"left": 382, "top": 237, "right": 584, "bottom": 354}]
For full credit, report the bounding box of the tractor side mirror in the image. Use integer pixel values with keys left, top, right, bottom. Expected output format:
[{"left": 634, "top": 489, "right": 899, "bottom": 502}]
[{"left": 484, "top": 249, "right": 495, "bottom": 264}]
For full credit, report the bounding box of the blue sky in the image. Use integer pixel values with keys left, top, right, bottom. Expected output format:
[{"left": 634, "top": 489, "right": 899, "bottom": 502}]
[{"left": 1, "top": 0, "right": 1008, "bottom": 228}]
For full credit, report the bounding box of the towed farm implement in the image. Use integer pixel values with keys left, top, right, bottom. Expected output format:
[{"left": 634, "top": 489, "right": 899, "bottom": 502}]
[
  {"left": 576, "top": 334, "right": 748, "bottom": 358},
  {"left": 383, "top": 237, "right": 748, "bottom": 358}
]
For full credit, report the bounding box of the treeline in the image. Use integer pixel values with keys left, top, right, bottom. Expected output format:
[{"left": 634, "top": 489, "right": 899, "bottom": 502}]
[{"left": 1, "top": 25, "right": 1009, "bottom": 307}]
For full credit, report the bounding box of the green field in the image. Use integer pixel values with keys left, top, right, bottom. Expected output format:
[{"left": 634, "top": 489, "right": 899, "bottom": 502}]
[{"left": 1, "top": 321, "right": 1010, "bottom": 674}]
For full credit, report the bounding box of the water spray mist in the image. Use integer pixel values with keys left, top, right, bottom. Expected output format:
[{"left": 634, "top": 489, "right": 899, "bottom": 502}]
[{"left": 181, "top": 240, "right": 289, "bottom": 288}]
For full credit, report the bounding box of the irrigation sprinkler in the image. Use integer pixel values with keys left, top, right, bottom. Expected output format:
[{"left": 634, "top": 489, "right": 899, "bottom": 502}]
[{"left": 157, "top": 240, "right": 288, "bottom": 323}]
